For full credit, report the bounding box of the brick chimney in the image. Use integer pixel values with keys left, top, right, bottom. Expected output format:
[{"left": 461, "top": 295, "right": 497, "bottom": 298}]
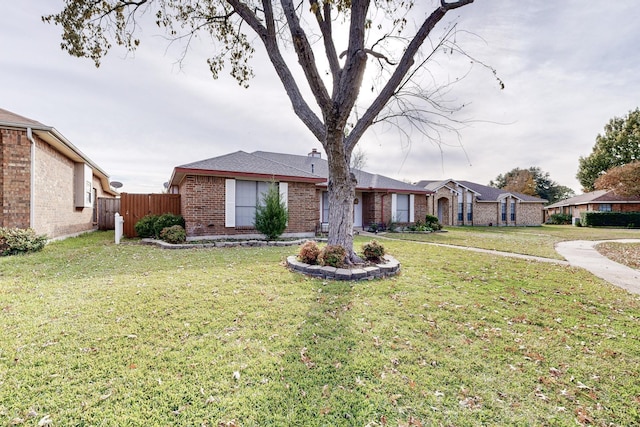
[{"left": 308, "top": 148, "right": 321, "bottom": 158}]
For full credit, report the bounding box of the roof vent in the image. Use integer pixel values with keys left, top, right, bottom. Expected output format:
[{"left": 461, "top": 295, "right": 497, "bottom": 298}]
[{"left": 308, "top": 148, "right": 321, "bottom": 158}]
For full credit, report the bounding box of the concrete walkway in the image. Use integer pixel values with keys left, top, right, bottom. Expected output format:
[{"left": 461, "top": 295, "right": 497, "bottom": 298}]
[
  {"left": 362, "top": 232, "right": 640, "bottom": 294},
  {"left": 555, "top": 239, "right": 640, "bottom": 294}
]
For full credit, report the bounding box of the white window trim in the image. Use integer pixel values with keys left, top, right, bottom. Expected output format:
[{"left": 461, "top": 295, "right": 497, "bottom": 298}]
[
  {"left": 279, "top": 182, "right": 288, "bottom": 209},
  {"left": 409, "top": 194, "right": 415, "bottom": 222},
  {"left": 391, "top": 193, "right": 397, "bottom": 221},
  {"left": 225, "top": 179, "right": 236, "bottom": 228}
]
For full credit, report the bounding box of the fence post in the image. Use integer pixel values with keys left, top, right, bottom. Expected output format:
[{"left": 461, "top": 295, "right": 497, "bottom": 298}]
[{"left": 115, "top": 213, "right": 124, "bottom": 244}]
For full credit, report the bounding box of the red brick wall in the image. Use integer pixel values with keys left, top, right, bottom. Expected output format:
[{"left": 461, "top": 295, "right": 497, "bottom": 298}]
[
  {"left": 1, "top": 128, "right": 32, "bottom": 229},
  {"left": 179, "top": 175, "right": 319, "bottom": 238}
]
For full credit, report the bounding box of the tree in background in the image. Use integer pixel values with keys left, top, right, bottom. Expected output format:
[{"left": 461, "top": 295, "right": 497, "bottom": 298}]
[
  {"left": 594, "top": 161, "right": 640, "bottom": 197},
  {"left": 44, "top": 0, "right": 487, "bottom": 263},
  {"left": 490, "top": 167, "right": 575, "bottom": 204},
  {"left": 577, "top": 108, "right": 640, "bottom": 191}
]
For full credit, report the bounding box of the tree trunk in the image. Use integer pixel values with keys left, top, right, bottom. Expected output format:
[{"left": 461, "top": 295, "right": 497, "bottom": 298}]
[{"left": 324, "top": 130, "right": 361, "bottom": 264}]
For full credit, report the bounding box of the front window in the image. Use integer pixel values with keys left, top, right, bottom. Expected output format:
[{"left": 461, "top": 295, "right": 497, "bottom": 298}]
[
  {"left": 457, "top": 194, "right": 463, "bottom": 221},
  {"left": 510, "top": 201, "right": 516, "bottom": 221},
  {"left": 395, "top": 194, "right": 409, "bottom": 222},
  {"left": 235, "top": 180, "right": 272, "bottom": 227},
  {"left": 501, "top": 200, "right": 507, "bottom": 221},
  {"left": 599, "top": 204, "right": 612, "bottom": 212},
  {"left": 467, "top": 193, "right": 473, "bottom": 221}
]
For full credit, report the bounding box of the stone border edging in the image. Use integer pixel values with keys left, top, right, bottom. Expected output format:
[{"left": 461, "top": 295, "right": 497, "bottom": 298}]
[
  {"left": 140, "top": 238, "right": 319, "bottom": 249},
  {"left": 286, "top": 255, "right": 400, "bottom": 281}
]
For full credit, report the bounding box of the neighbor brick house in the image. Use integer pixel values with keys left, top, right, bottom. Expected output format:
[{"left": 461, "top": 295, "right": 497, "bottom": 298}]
[
  {"left": 168, "top": 149, "right": 429, "bottom": 239},
  {"left": 544, "top": 190, "right": 640, "bottom": 223},
  {"left": 416, "top": 179, "right": 547, "bottom": 226},
  {"left": 0, "top": 108, "right": 118, "bottom": 239}
]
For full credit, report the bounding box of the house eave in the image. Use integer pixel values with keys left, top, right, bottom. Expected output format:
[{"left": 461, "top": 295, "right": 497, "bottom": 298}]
[{"left": 170, "top": 167, "right": 327, "bottom": 186}]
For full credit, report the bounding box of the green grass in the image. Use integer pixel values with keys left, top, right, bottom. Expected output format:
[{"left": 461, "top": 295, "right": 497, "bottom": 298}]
[
  {"left": 390, "top": 225, "right": 640, "bottom": 259},
  {"left": 1, "top": 231, "right": 640, "bottom": 426}
]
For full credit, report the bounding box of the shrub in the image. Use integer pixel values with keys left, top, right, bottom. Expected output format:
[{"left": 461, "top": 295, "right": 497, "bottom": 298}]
[
  {"left": 254, "top": 183, "right": 288, "bottom": 240},
  {"left": 547, "top": 213, "right": 572, "bottom": 225},
  {"left": 425, "top": 214, "right": 442, "bottom": 231},
  {"left": 318, "top": 244, "right": 347, "bottom": 268},
  {"left": 0, "top": 227, "right": 47, "bottom": 256},
  {"left": 386, "top": 220, "right": 398, "bottom": 232},
  {"left": 581, "top": 211, "right": 640, "bottom": 228},
  {"left": 154, "top": 214, "right": 186, "bottom": 237},
  {"left": 298, "top": 240, "right": 321, "bottom": 264},
  {"left": 134, "top": 214, "right": 160, "bottom": 238},
  {"left": 362, "top": 240, "right": 385, "bottom": 262},
  {"left": 160, "top": 225, "right": 186, "bottom": 244},
  {"left": 135, "top": 214, "right": 185, "bottom": 238}
]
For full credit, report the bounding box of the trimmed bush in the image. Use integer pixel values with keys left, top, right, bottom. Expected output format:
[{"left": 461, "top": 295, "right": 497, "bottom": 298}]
[
  {"left": 134, "top": 214, "right": 160, "bottom": 238},
  {"left": 254, "top": 183, "right": 288, "bottom": 240},
  {"left": 298, "top": 240, "right": 321, "bottom": 264},
  {"left": 135, "top": 214, "right": 185, "bottom": 238},
  {"left": 0, "top": 227, "right": 47, "bottom": 256},
  {"left": 154, "top": 214, "right": 186, "bottom": 237},
  {"left": 581, "top": 211, "right": 640, "bottom": 228},
  {"left": 362, "top": 240, "right": 385, "bottom": 262},
  {"left": 160, "top": 225, "right": 186, "bottom": 244},
  {"left": 547, "top": 213, "right": 572, "bottom": 225},
  {"left": 318, "top": 245, "right": 347, "bottom": 268}
]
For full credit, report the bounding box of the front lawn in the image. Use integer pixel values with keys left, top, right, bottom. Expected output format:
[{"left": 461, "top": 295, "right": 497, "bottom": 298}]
[
  {"left": 390, "top": 225, "right": 640, "bottom": 260},
  {"left": 1, "top": 231, "right": 639, "bottom": 426}
]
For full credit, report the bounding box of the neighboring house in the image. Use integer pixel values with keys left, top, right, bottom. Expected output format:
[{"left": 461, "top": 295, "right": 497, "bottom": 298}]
[
  {"left": 416, "top": 179, "right": 547, "bottom": 226},
  {"left": 544, "top": 190, "right": 640, "bottom": 223},
  {"left": 0, "top": 108, "right": 118, "bottom": 239},
  {"left": 168, "top": 149, "right": 429, "bottom": 239}
]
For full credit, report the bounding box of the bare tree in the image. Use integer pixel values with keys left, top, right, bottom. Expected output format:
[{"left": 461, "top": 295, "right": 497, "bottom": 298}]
[{"left": 44, "top": 0, "right": 478, "bottom": 262}]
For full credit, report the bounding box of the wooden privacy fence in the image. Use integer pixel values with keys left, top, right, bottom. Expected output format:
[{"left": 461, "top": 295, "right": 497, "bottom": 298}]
[
  {"left": 97, "top": 197, "right": 121, "bottom": 230},
  {"left": 120, "top": 193, "right": 181, "bottom": 237}
]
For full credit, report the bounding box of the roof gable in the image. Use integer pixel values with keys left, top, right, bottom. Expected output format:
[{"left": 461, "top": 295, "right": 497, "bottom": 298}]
[{"left": 416, "top": 178, "right": 547, "bottom": 203}]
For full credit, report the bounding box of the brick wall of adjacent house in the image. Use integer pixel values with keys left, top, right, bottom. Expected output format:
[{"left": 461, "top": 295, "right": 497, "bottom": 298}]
[
  {"left": 1, "top": 129, "right": 112, "bottom": 238},
  {"left": 33, "top": 137, "right": 102, "bottom": 238},
  {"left": 1, "top": 128, "right": 31, "bottom": 229},
  {"left": 179, "top": 174, "right": 319, "bottom": 238}
]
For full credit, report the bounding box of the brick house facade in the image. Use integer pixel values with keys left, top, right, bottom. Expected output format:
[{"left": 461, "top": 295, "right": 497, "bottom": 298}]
[
  {"left": 417, "top": 179, "right": 546, "bottom": 226},
  {"left": 1, "top": 108, "right": 117, "bottom": 239},
  {"left": 169, "top": 150, "right": 429, "bottom": 240},
  {"left": 544, "top": 190, "right": 640, "bottom": 222}
]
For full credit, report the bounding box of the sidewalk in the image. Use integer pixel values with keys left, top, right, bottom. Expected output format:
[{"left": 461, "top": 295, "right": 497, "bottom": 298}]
[{"left": 555, "top": 239, "right": 640, "bottom": 294}]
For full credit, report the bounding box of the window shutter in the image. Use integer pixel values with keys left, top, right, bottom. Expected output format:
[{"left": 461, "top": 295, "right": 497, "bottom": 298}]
[
  {"left": 279, "top": 182, "right": 288, "bottom": 208},
  {"left": 225, "top": 179, "right": 235, "bottom": 228},
  {"left": 391, "top": 193, "right": 397, "bottom": 221},
  {"left": 409, "top": 194, "right": 415, "bottom": 222}
]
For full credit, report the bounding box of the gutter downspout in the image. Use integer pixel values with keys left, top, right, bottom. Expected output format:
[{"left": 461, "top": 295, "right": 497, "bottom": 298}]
[{"left": 27, "top": 127, "right": 35, "bottom": 229}]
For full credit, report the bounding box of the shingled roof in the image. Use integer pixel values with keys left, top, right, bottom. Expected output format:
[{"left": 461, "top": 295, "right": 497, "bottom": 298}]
[
  {"left": 415, "top": 179, "right": 547, "bottom": 203},
  {"left": 545, "top": 190, "right": 640, "bottom": 209},
  {"left": 171, "top": 150, "right": 429, "bottom": 194},
  {"left": 0, "top": 108, "right": 116, "bottom": 196}
]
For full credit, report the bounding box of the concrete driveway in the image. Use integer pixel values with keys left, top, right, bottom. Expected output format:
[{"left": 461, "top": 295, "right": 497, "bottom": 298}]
[{"left": 555, "top": 239, "right": 640, "bottom": 294}]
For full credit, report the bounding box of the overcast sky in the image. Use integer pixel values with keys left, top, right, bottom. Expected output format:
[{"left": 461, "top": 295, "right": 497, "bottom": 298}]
[{"left": 2, "top": 1, "right": 639, "bottom": 194}]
